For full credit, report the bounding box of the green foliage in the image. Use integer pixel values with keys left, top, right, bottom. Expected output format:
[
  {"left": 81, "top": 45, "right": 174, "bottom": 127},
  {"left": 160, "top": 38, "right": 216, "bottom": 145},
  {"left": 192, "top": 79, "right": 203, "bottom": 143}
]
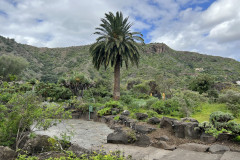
[
  {"left": 0, "top": 92, "right": 71, "bottom": 149},
  {"left": 97, "top": 107, "right": 112, "bottom": 116},
  {"left": 114, "top": 115, "right": 120, "bottom": 121},
  {"left": 0, "top": 54, "right": 29, "bottom": 81},
  {"left": 189, "top": 74, "right": 214, "bottom": 94},
  {"left": 133, "top": 82, "right": 150, "bottom": 94},
  {"left": 218, "top": 90, "right": 240, "bottom": 117}
]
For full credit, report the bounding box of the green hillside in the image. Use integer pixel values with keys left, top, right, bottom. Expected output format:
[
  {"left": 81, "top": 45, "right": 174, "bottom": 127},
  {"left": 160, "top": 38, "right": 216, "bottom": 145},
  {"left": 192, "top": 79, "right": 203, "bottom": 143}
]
[{"left": 0, "top": 35, "right": 240, "bottom": 86}]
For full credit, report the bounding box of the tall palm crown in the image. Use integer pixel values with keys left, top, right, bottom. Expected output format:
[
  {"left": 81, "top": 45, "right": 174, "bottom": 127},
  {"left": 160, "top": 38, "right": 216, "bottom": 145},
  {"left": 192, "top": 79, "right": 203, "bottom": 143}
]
[{"left": 90, "top": 11, "right": 144, "bottom": 100}]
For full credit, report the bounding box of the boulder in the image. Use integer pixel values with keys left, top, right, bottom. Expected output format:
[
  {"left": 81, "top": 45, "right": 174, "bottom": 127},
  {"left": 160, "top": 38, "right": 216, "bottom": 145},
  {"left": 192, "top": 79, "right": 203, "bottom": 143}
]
[
  {"left": 67, "top": 143, "right": 90, "bottom": 157},
  {"left": 134, "top": 125, "right": 156, "bottom": 134},
  {"left": 160, "top": 117, "right": 177, "bottom": 131},
  {"left": 177, "top": 143, "right": 209, "bottom": 152},
  {"left": 184, "top": 122, "right": 201, "bottom": 139},
  {"left": 0, "top": 146, "right": 17, "bottom": 160},
  {"left": 209, "top": 144, "right": 230, "bottom": 154},
  {"left": 200, "top": 133, "right": 216, "bottom": 143},
  {"left": 125, "top": 119, "right": 137, "bottom": 128},
  {"left": 220, "top": 151, "right": 240, "bottom": 160},
  {"left": 173, "top": 121, "right": 185, "bottom": 138},
  {"left": 119, "top": 115, "right": 129, "bottom": 124},
  {"left": 22, "top": 135, "right": 61, "bottom": 154},
  {"left": 134, "top": 134, "right": 151, "bottom": 147},
  {"left": 107, "top": 130, "right": 129, "bottom": 144},
  {"left": 148, "top": 117, "right": 160, "bottom": 124},
  {"left": 153, "top": 141, "right": 176, "bottom": 150},
  {"left": 135, "top": 113, "right": 148, "bottom": 120},
  {"left": 121, "top": 110, "right": 130, "bottom": 116}
]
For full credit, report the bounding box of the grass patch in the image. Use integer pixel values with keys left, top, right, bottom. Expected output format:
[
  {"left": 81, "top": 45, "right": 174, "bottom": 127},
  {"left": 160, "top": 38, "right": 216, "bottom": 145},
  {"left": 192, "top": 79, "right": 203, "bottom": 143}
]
[{"left": 192, "top": 103, "right": 240, "bottom": 123}]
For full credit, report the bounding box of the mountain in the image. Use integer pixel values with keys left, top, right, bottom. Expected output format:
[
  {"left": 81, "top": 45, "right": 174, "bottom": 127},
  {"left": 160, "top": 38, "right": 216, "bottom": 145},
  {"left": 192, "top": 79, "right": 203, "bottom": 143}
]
[{"left": 0, "top": 35, "right": 240, "bottom": 87}]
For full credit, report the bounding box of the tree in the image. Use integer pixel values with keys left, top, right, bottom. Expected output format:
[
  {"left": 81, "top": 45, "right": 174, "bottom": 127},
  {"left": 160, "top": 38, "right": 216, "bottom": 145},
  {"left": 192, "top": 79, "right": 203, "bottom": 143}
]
[
  {"left": 189, "top": 74, "right": 214, "bottom": 94},
  {"left": 0, "top": 54, "right": 29, "bottom": 81},
  {"left": 59, "top": 72, "right": 91, "bottom": 99},
  {"left": 89, "top": 11, "right": 144, "bottom": 100}
]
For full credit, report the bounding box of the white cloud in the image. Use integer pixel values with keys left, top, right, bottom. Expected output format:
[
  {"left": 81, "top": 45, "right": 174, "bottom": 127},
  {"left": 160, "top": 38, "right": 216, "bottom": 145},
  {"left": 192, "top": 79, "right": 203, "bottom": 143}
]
[{"left": 0, "top": 0, "right": 239, "bottom": 60}]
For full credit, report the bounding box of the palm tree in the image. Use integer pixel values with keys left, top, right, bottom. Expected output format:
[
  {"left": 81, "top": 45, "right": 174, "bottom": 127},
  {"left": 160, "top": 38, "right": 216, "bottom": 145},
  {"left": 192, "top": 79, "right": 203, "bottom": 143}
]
[{"left": 90, "top": 11, "right": 144, "bottom": 100}]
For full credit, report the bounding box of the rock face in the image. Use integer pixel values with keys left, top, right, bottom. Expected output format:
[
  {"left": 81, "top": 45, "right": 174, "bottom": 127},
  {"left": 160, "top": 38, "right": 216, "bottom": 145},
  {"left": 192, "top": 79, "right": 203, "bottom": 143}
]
[
  {"left": 209, "top": 144, "right": 230, "bottom": 154},
  {"left": 173, "top": 121, "right": 201, "bottom": 139},
  {"left": 178, "top": 143, "right": 209, "bottom": 152},
  {"left": 22, "top": 135, "right": 61, "bottom": 154},
  {"left": 0, "top": 146, "right": 17, "bottom": 160},
  {"left": 135, "top": 113, "right": 148, "bottom": 120},
  {"left": 220, "top": 151, "right": 240, "bottom": 160},
  {"left": 181, "top": 117, "right": 199, "bottom": 123},
  {"left": 148, "top": 117, "right": 160, "bottom": 124}
]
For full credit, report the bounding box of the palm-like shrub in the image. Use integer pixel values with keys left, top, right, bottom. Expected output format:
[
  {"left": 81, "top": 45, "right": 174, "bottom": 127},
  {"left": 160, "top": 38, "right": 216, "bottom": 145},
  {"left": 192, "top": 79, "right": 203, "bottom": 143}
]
[{"left": 90, "top": 11, "right": 144, "bottom": 100}]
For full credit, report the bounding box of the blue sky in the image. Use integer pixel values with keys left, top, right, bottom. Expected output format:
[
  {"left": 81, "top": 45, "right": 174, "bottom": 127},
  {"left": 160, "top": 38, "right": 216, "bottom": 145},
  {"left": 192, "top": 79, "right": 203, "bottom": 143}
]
[{"left": 0, "top": 0, "right": 240, "bottom": 60}]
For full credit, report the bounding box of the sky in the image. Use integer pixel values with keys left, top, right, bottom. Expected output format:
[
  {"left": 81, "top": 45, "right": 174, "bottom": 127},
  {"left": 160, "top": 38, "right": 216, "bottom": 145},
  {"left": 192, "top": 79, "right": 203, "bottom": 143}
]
[{"left": 0, "top": 0, "right": 240, "bottom": 60}]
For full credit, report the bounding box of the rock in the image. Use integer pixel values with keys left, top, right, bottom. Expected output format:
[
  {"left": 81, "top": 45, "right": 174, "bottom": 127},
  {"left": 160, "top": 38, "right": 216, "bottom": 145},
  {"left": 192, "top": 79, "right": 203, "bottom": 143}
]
[
  {"left": 153, "top": 141, "right": 176, "bottom": 150},
  {"left": 181, "top": 117, "right": 199, "bottom": 123},
  {"left": 125, "top": 119, "right": 137, "bottom": 128},
  {"left": 220, "top": 151, "right": 240, "bottom": 160},
  {"left": 67, "top": 143, "right": 90, "bottom": 157},
  {"left": 148, "top": 117, "right": 160, "bottom": 124},
  {"left": 22, "top": 135, "right": 61, "bottom": 154},
  {"left": 102, "top": 115, "right": 115, "bottom": 124},
  {"left": 160, "top": 117, "right": 177, "bottom": 131},
  {"left": 135, "top": 113, "right": 148, "bottom": 120},
  {"left": 217, "top": 133, "right": 234, "bottom": 141},
  {"left": 155, "top": 135, "right": 169, "bottom": 141},
  {"left": 209, "top": 144, "right": 230, "bottom": 154},
  {"left": 134, "top": 134, "right": 151, "bottom": 147},
  {"left": 200, "top": 133, "right": 216, "bottom": 143},
  {"left": 184, "top": 122, "right": 201, "bottom": 139},
  {"left": 107, "top": 130, "right": 129, "bottom": 144},
  {"left": 121, "top": 110, "right": 130, "bottom": 116},
  {"left": 178, "top": 143, "right": 209, "bottom": 152},
  {"left": 119, "top": 115, "right": 129, "bottom": 124},
  {"left": 37, "top": 151, "right": 66, "bottom": 160},
  {"left": 0, "top": 146, "right": 17, "bottom": 160},
  {"left": 173, "top": 121, "right": 185, "bottom": 138},
  {"left": 134, "top": 125, "right": 156, "bottom": 134}
]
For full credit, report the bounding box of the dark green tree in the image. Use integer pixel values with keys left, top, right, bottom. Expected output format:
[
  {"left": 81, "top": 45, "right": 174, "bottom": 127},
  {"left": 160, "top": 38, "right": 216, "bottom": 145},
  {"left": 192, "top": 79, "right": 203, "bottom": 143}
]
[
  {"left": 89, "top": 11, "right": 144, "bottom": 100},
  {"left": 189, "top": 74, "right": 214, "bottom": 94},
  {"left": 0, "top": 54, "right": 28, "bottom": 81}
]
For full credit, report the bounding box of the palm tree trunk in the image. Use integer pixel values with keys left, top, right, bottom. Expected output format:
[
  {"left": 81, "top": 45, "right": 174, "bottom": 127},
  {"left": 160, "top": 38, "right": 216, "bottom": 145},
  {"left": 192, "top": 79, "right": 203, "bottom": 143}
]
[{"left": 113, "top": 60, "right": 120, "bottom": 100}]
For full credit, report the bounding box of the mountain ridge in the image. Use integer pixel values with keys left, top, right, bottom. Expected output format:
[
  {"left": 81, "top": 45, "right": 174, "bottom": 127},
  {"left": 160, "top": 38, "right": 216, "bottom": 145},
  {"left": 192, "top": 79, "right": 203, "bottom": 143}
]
[{"left": 0, "top": 35, "right": 239, "bottom": 86}]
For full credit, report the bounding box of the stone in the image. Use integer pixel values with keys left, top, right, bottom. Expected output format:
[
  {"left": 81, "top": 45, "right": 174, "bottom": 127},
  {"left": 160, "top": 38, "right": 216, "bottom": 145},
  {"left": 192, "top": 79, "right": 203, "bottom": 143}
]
[
  {"left": 220, "top": 151, "right": 240, "bottom": 160},
  {"left": 181, "top": 117, "right": 199, "bottom": 123},
  {"left": 148, "top": 117, "right": 160, "bottom": 124},
  {"left": 107, "top": 130, "right": 129, "bottom": 144},
  {"left": 67, "top": 143, "right": 90, "bottom": 157},
  {"left": 217, "top": 133, "right": 234, "bottom": 141},
  {"left": 134, "top": 134, "right": 151, "bottom": 147},
  {"left": 184, "top": 122, "right": 201, "bottom": 139},
  {"left": 153, "top": 141, "right": 176, "bottom": 150},
  {"left": 200, "top": 133, "right": 216, "bottom": 143},
  {"left": 121, "top": 110, "right": 130, "bottom": 116},
  {"left": 155, "top": 135, "right": 169, "bottom": 141},
  {"left": 177, "top": 143, "right": 209, "bottom": 152},
  {"left": 134, "top": 125, "right": 156, "bottom": 134},
  {"left": 22, "top": 135, "right": 61, "bottom": 154},
  {"left": 0, "top": 146, "right": 17, "bottom": 160},
  {"left": 173, "top": 121, "right": 185, "bottom": 138},
  {"left": 125, "top": 119, "right": 137, "bottom": 128},
  {"left": 135, "top": 113, "right": 148, "bottom": 120},
  {"left": 209, "top": 144, "right": 230, "bottom": 154},
  {"left": 160, "top": 117, "right": 177, "bottom": 131}
]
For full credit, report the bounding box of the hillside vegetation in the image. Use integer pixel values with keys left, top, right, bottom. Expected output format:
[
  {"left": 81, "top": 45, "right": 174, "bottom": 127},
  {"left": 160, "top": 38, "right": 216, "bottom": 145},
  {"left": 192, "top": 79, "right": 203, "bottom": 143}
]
[{"left": 0, "top": 35, "right": 240, "bottom": 86}]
